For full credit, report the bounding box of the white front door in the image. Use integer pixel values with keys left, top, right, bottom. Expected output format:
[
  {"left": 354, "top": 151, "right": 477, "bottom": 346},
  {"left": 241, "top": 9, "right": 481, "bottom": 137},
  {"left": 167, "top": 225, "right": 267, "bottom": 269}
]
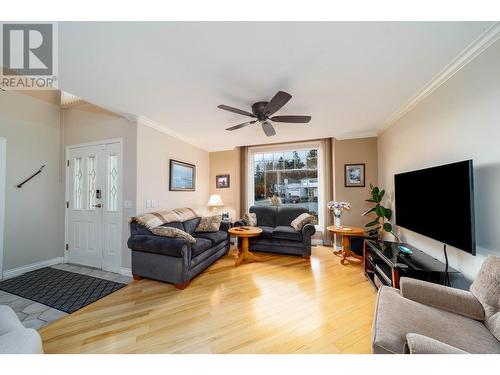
[{"left": 66, "top": 141, "right": 122, "bottom": 272}]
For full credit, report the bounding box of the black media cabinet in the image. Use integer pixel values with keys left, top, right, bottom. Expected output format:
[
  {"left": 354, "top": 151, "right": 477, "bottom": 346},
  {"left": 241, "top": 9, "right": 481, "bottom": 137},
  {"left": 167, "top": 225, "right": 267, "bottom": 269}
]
[{"left": 364, "top": 240, "right": 467, "bottom": 290}]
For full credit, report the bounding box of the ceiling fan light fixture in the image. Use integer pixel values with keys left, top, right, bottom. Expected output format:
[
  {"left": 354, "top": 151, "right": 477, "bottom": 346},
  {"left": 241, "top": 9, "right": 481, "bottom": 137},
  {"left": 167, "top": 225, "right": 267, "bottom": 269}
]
[{"left": 218, "top": 91, "right": 311, "bottom": 137}]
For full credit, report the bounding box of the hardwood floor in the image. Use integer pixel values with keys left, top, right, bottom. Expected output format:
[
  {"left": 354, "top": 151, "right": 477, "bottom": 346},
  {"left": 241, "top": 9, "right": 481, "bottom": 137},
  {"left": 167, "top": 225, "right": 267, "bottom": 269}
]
[{"left": 39, "top": 246, "right": 376, "bottom": 354}]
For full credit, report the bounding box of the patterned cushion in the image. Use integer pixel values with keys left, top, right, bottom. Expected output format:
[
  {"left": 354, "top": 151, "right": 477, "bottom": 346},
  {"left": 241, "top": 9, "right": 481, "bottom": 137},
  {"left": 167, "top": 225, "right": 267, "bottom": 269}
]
[
  {"left": 290, "top": 213, "right": 314, "bottom": 230},
  {"left": 243, "top": 212, "right": 257, "bottom": 226},
  {"left": 130, "top": 207, "right": 198, "bottom": 230},
  {"left": 195, "top": 215, "right": 222, "bottom": 233},
  {"left": 151, "top": 226, "right": 196, "bottom": 243}
]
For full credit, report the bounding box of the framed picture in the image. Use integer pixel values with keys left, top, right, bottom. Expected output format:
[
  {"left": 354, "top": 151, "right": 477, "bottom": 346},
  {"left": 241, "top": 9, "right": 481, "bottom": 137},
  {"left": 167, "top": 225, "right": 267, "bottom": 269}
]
[
  {"left": 345, "top": 163, "right": 365, "bottom": 187},
  {"left": 169, "top": 159, "right": 196, "bottom": 191},
  {"left": 216, "top": 174, "right": 230, "bottom": 189}
]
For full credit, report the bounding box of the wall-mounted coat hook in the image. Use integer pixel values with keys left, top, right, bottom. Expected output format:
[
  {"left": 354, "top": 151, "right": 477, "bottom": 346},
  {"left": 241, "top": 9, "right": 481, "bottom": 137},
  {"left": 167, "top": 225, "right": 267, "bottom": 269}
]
[{"left": 17, "top": 165, "right": 45, "bottom": 188}]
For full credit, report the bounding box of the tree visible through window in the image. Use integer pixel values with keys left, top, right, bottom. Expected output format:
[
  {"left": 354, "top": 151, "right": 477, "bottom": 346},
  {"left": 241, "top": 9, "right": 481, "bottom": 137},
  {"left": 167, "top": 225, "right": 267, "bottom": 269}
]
[{"left": 252, "top": 148, "right": 319, "bottom": 224}]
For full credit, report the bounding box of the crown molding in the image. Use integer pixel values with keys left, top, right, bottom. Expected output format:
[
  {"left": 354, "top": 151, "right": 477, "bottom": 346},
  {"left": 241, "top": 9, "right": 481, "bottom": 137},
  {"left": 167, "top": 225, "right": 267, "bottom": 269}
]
[
  {"left": 381, "top": 22, "right": 500, "bottom": 133},
  {"left": 335, "top": 131, "right": 378, "bottom": 141},
  {"left": 60, "top": 91, "right": 87, "bottom": 108},
  {"left": 135, "top": 116, "right": 209, "bottom": 151},
  {"left": 115, "top": 111, "right": 138, "bottom": 123}
]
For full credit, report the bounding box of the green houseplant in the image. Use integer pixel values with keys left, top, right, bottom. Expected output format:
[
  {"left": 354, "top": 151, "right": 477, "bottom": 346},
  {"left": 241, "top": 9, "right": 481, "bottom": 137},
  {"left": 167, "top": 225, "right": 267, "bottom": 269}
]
[{"left": 363, "top": 184, "right": 399, "bottom": 241}]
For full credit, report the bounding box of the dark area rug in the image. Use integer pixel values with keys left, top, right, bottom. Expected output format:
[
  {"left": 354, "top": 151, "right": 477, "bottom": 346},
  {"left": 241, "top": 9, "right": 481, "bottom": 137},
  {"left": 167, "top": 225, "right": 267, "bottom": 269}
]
[{"left": 0, "top": 267, "right": 126, "bottom": 313}]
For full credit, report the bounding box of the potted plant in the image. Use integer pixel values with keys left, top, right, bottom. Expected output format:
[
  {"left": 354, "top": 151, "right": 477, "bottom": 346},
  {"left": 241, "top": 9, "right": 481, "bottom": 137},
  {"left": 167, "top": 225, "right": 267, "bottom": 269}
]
[
  {"left": 327, "top": 201, "right": 351, "bottom": 228},
  {"left": 363, "top": 184, "right": 399, "bottom": 241}
]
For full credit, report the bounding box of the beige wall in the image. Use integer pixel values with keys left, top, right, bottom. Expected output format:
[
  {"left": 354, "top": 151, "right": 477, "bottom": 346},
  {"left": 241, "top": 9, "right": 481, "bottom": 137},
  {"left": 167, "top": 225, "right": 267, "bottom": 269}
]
[
  {"left": 209, "top": 148, "right": 241, "bottom": 221},
  {"left": 378, "top": 39, "right": 500, "bottom": 280},
  {"left": 63, "top": 104, "right": 137, "bottom": 269},
  {"left": 136, "top": 123, "right": 210, "bottom": 217},
  {"left": 207, "top": 139, "right": 377, "bottom": 241},
  {"left": 0, "top": 91, "right": 64, "bottom": 271},
  {"left": 333, "top": 137, "right": 378, "bottom": 228},
  {"left": 0, "top": 97, "right": 211, "bottom": 272}
]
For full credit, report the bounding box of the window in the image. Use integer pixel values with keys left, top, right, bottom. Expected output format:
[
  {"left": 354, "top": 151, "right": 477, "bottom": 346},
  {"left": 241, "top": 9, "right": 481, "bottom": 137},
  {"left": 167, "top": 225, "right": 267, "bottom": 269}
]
[
  {"left": 250, "top": 145, "right": 320, "bottom": 225},
  {"left": 74, "top": 157, "right": 83, "bottom": 209},
  {"left": 87, "top": 155, "right": 97, "bottom": 210},
  {"left": 107, "top": 154, "right": 118, "bottom": 212}
]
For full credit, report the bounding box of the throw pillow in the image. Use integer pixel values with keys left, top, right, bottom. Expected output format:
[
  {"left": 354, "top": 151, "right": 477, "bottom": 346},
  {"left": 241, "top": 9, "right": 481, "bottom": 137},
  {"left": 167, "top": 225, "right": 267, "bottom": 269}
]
[
  {"left": 151, "top": 226, "right": 196, "bottom": 243},
  {"left": 243, "top": 212, "right": 257, "bottom": 227},
  {"left": 195, "top": 215, "right": 222, "bottom": 232},
  {"left": 290, "top": 213, "right": 314, "bottom": 230}
]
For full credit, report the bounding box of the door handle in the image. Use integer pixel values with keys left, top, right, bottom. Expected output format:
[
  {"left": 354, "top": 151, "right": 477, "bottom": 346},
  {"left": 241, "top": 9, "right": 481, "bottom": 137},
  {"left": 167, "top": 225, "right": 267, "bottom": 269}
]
[{"left": 93, "top": 203, "right": 102, "bottom": 208}]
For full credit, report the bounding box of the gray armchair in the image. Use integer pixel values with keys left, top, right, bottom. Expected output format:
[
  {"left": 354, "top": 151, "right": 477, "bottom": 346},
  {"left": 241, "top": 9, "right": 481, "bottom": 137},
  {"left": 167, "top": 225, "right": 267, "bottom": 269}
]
[
  {"left": 372, "top": 256, "right": 500, "bottom": 354},
  {"left": 404, "top": 334, "right": 468, "bottom": 354}
]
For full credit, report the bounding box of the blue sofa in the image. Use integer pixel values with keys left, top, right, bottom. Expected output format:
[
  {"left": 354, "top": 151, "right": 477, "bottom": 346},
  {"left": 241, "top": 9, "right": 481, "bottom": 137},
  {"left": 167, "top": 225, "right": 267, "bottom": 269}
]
[{"left": 127, "top": 217, "right": 231, "bottom": 289}]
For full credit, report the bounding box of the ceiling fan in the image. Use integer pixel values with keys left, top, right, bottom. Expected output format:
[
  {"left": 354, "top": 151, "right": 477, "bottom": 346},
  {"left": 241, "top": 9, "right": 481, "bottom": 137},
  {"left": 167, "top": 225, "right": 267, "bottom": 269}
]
[{"left": 217, "top": 91, "right": 311, "bottom": 137}]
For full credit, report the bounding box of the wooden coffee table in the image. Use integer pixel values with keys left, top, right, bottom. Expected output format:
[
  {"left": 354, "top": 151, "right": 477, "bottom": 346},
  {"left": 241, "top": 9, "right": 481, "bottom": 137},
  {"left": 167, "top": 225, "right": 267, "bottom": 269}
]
[
  {"left": 228, "top": 226, "right": 263, "bottom": 267},
  {"left": 327, "top": 225, "right": 365, "bottom": 265}
]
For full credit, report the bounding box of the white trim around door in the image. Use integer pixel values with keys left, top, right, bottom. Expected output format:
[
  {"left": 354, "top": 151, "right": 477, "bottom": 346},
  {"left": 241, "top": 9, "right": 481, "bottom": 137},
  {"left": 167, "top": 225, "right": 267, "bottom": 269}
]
[
  {"left": 65, "top": 138, "right": 123, "bottom": 273},
  {"left": 0, "top": 138, "right": 6, "bottom": 280}
]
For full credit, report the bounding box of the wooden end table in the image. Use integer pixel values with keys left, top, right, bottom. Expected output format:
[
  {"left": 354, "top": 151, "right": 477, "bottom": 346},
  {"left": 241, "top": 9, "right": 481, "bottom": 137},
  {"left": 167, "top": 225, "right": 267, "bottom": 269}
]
[
  {"left": 326, "top": 225, "right": 365, "bottom": 265},
  {"left": 228, "top": 226, "right": 263, "bottom": 267}
]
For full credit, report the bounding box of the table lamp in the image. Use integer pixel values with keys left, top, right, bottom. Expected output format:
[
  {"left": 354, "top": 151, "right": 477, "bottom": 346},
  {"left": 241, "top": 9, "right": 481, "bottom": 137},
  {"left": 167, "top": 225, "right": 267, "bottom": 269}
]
[{"left": 207, "top": 194, "right": 224, "bottom": 214}]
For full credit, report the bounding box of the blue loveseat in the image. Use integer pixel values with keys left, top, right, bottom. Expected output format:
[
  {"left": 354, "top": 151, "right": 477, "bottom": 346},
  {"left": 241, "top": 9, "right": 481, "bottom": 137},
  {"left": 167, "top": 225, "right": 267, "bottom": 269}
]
[{"left": 234, "top": 205, "right": 316, "bottom": 257}]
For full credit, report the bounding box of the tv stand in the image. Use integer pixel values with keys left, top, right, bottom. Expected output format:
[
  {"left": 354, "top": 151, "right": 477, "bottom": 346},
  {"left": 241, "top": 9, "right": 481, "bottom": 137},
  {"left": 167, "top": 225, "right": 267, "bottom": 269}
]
[{"left": 364, "top": 240, "right": 465, "bottom": 290}]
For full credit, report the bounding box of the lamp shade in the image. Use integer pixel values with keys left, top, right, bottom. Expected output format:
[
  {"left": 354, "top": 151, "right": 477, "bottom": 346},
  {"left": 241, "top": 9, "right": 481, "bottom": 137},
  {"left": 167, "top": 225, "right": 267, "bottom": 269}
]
[{"left": 207, "top": 194, "right": 224, "bottom": 207}]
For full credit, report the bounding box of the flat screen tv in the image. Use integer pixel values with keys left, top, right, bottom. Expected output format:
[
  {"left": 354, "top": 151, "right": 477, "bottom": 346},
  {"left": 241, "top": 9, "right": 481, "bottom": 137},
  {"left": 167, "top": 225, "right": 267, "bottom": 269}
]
[{"left": 394, "top": 160, "right": 476, "bottom": 255}]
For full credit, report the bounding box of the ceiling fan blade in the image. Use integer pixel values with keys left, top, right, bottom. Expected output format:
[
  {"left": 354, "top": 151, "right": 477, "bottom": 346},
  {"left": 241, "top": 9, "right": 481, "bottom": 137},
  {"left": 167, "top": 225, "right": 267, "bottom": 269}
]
[
  {"left": 270, "top": 115, "right": 311, "bottom": 123},
  {"left": 261, "top": 121, "right": 276, "bottom": 137},
  {"left": 217, "top": 104, "right": 255, "bottom": 117},
  {"left": 226, "top": 120, "right": 257, "bottom": 131},
  {"left": 263, "top": 91, "right": 292, "bottom": 116}
]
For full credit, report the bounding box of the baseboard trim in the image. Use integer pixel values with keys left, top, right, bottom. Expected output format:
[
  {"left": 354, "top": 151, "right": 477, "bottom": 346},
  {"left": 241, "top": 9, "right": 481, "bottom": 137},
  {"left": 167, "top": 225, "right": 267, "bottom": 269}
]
[
  {"left": 2, "top": 257, "right": 64, "bottom": 280},
  {"left": 119, "top": 267, "right": 132, "bottom": 277}
]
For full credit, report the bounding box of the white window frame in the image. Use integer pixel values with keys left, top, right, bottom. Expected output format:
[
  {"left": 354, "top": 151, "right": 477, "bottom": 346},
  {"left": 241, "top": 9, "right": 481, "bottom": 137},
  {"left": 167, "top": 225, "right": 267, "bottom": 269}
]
[{"left": 247, "top": 141, "right": 324, "bottom": 230}]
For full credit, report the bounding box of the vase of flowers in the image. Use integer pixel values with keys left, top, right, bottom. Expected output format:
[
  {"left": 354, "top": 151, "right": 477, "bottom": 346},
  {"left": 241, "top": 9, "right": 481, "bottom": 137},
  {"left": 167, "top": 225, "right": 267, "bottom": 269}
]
[
  {"left": 327, "top": 201, "right": 351, "bottom": 228},
  {"left": 269, "top": 195, "right": 281, "bottom": 206}
]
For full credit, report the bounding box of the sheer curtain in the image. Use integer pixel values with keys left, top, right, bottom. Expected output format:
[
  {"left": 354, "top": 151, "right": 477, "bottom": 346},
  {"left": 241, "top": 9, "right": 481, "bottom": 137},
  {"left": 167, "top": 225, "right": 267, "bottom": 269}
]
[
  {"left": 320, "top": 138, "right": 334, "bottom": 245},
  {"left": 239, "top": 145, "right": 248, "bottom": 216}
]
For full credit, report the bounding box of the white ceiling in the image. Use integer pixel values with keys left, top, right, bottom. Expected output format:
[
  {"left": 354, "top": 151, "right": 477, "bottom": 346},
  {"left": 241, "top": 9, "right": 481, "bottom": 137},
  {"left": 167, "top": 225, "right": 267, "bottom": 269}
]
[{"left": 58, "top": 22, "right": 494, "bottom": 151}]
